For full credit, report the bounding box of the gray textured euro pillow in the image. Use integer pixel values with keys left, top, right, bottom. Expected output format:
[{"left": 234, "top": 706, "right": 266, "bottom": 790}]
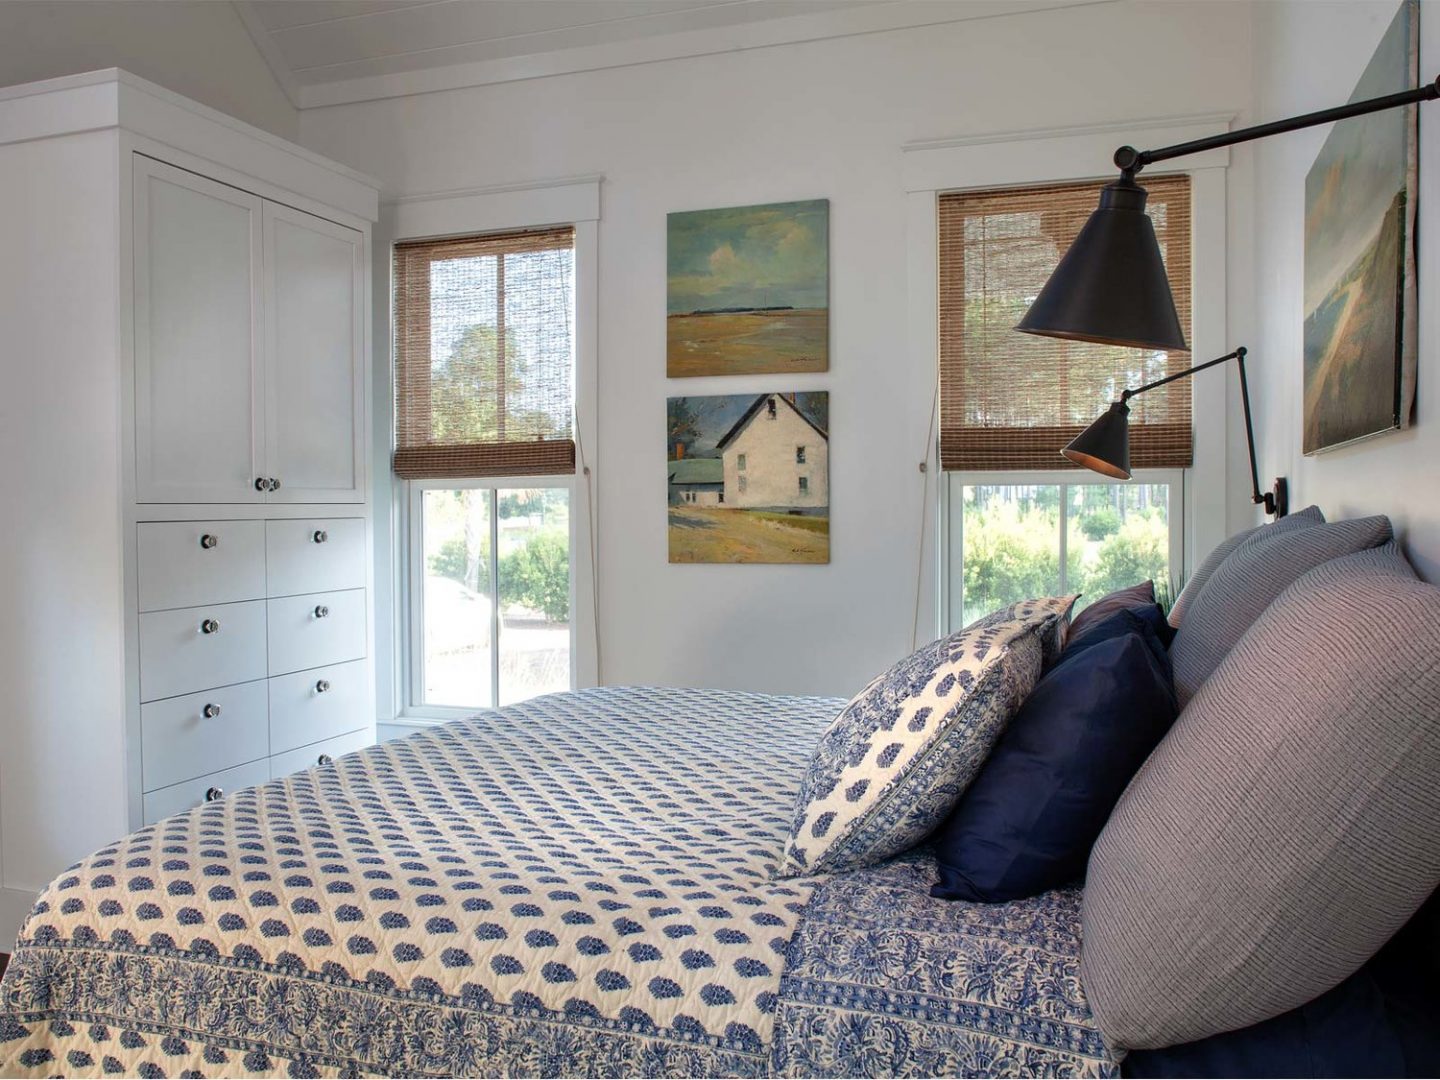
[
  {"left": 1081, "top": 543, "right": 1440, "bottom": 1050},
  {"left": 1166, "top": 505, "right": 1324, "bottom": 627},
  {"left": 1169, "top": 512, "right": 1390, "bottom": 705}
]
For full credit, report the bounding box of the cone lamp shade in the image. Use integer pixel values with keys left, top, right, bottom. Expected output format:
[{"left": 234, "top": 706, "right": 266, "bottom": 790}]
[
  {"left": 1061, "top": 400, "right": 1131, "bottom": 479},
  {"left": 1016, "top": 179, "right": 1188, "bottom": 353}
]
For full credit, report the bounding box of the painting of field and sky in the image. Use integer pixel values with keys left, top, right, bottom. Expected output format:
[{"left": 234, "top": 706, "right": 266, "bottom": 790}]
[
  {"left": 667, "top": 199, "right": 829, "bottom": 377},
  {"left": 1303, "top": 0, "right": 1417, "bottom": 454},
  {"left": 667, "top": 392, "right": 829, "bottom": 563}
]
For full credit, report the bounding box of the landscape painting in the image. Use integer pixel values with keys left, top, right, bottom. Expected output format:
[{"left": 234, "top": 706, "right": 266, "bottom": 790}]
[
  {"left": 667, "top": 200, "right": 829, "bottom": 377},
  {"left": 1303, "top": 0, "right": 1418, "bottom": 454},
  {"left": 667, "top": 392, "right": 829, "bottom": 563}
]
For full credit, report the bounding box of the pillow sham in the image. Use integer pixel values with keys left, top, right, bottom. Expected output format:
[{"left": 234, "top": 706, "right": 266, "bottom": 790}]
[
  {"left": 1082, "top": 543, "right": 1440, "bottom": 1050},
  {"left": 1067, "top": 580, "right": 1155, "bottom": 641},
  {"left": 778, "top": 595, "right": 1075, "bottom": 878},
  {"left": 931, "top": 620, "right": 1176, "bottom": 903},
  {"left": 1169, "top": 513, "right": 1392, "bottom": 705},
  {"left": 1165, "top": 505, "right": 1323, "bottom": 628},
  {"left": 1067, "top": 599, "right": 1174, "bottom": 656}
]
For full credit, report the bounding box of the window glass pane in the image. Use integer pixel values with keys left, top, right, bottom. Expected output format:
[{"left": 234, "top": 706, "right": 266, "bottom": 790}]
[
  {"left": 497, "top": 488, "right": 571, "bottom": 706},
  {"left": 1067, "top": 483, "right": 1172, "bottom": 610},
  {"left": 421, "top": 489, "right": 493, "bottom": 707},
  {"left": 960, "top": 484, "right": 1062, "bottom": 626}
]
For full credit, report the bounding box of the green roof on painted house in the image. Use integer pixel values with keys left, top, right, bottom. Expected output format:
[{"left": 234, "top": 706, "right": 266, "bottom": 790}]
[{"left": 668, "top": 457, "right": 723, "bottom": 484}]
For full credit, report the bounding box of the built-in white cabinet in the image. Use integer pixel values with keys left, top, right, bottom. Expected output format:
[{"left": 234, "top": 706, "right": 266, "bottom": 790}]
[
  {"left": 0, "top": 70, "right": 379, "bottom": 949},
  {"left": 264, "top": 203, "right": 365, "bottom": 504},
  {"left": 134, "top": 156, "right": 365, "bottom": 505},
  {"left": 134, "top": 516, "right": 373, "bottom": 823},
  {"left": 133, "top": 156, "right": 264, "bottom": 504}
]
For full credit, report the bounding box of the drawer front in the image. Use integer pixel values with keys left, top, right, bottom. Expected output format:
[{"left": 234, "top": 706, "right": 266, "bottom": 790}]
[
  {"left": 142, "top": 679, "right": 269, "bottom": 792},
  {"left": 137, "top": 520, "right": 265, "bottom": 611},
  {"left": 143, "top": 759, "right": 271, "bottom": 825},
  {"left": 271, "top": 728, "right": 372, "bottom": 781},
  {"left": 268, "top": 659, "right": 367, "bottom": 754},
  {"left": 267, "top": 588, "right": 366, "bottom": 676},
  {"left": 139, "top": 600, "right": 268, "bottom": 702},
  {"left": 266, "top": 518, "right": 366, "bottom": 597}
]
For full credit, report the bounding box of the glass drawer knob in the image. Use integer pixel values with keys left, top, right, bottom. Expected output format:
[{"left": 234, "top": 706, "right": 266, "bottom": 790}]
[
  {"left": 205, "top": 786, "right": 223, "bottom": 802},
  {"left": 202, "top": 703, "right": 221, "bottom": 719},
  {"left": 199, "top": 533, "right": 218, "bottom": 549},
  {"left": 314, "top": 605, "right": 330, "bottom": 618},
  {"left": 315, "top": 679, "right": 331, "bottom": 694},
  {"left": 200, "top": 618, "right": 220, "bottom": 635},
  {"left": 313, "top": 530, "right": 328, "bottom": 544}
]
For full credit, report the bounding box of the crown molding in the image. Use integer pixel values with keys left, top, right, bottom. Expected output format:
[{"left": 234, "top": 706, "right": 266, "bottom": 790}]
[{"left": 295, "top": 0, "right": 1112, "bottom": 110}]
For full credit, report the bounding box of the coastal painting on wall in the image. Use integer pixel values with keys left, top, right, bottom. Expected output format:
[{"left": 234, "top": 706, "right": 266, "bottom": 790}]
[
  {"left": 667, "top": 392, "right": 829, "bottom": 564},
  {"left": 667, "top": 200, "right": 829, "bottom": 377},
  {"left": 1303, "top": 0, "right": 1418, "bottom": 454}
]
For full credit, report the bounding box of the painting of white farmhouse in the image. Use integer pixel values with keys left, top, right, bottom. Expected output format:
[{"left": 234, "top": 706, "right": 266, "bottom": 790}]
[{"left": 667, "top": 392, "right": 829, "bottom": 564}]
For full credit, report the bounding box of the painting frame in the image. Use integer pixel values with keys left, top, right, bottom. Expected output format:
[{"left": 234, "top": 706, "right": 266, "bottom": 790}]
[
  {"left": 1302, "top": 0, "right": 1419, "bottom": 455},
  {"left": 666, "top": 392, "right": 830, "bottom": 564},
  {"left": 666, "top": 199, "right": 830, "bottom": 378}
]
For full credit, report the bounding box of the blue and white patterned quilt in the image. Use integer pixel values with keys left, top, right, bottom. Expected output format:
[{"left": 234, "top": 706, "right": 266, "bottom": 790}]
[{"left": 0, "top": 687, "right": 1117, "bottom": 1077}]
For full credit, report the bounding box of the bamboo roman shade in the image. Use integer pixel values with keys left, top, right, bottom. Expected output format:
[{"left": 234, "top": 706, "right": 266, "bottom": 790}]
[
  {"left": 394, "top": 226, "right": 576, "bottom": 479},
  {"left": 938, "top": 175, "right": 1192, "bottom": 472}
]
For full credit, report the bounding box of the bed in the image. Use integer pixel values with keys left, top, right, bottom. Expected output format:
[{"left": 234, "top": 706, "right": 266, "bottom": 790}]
[{"left": 0, "top": 687, "right": 1115, "bottom": 1077}]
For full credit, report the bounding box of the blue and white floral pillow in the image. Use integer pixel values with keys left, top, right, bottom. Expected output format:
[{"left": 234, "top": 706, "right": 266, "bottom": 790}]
[{"left": 778, "top": 595, "right": 1077, "bottom": 878}]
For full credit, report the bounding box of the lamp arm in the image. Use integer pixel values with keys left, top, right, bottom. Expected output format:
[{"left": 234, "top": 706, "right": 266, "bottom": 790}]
[
  {"left": 1234, "top": 350, "right": 1268, "bottom": 512},
  {"left": 1113, "top": 75, "right": 1440, "bottom": 175},
  {"left": 1120, "top": 346, "right": 1284, "bottom": 516},
  {"left": 1119, "top": 348, "right": 1243, "bottom": 401}
]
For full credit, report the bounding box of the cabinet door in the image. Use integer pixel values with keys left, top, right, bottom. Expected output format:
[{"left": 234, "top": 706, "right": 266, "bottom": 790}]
[
  {"left": 134, "top": 156, "right": 265, "bottom": 503},
  {"left": 263, "top": 203, "right": 364, "bottom": 504}
]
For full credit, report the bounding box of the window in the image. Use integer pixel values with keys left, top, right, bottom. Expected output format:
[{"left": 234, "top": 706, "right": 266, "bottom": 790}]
[
  {"left": 945, "top": 473, "right": 1182, "bottom": 630},
  {"left": 396, "top": 227, "right": 576, "bottom": 711},
  {"left": 718, "top": 492, "right": 724, "bottom": 504},
  {"left": 938, "top": 175, "right": 1192, "bottom": 470},
  {"left": 938, "top": 178, "right": 1190, "bottom": 629},
  {"left": 737, "top": 453, "right": 747, "bottom": 471},
  {"left": 767, "top": 398, "right": 777, "bottom": 419},
  {"left": 799, "top": 476, "right": 809, "bottom": 494},
  {"left": 796, "top": 445, "right": 806, "bottom": 464},
  {"left": 738, "top": 476, "right": 748, "bottom": 494}
]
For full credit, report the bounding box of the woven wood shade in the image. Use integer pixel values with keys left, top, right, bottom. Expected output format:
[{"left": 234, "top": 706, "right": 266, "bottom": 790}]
[
  {"left": 938, "top": 175, "right": 1192, "bottom": 472},
  {"left": 394, "top": 226, "right": 575, "bottom": 479}
]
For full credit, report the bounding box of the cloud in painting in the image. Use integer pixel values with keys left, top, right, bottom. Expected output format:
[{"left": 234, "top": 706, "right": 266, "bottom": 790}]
[{"left": 667, "top": 200, "right": 828, "bottom": 314}]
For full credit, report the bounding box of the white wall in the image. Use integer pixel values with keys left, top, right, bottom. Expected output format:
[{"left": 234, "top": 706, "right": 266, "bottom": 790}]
[
  {"left": 302, "top": 0, "right": 1255, "bottom": 698},
  {"left": 1248, "top": 0, "right": 1440, "bottom": 580},
  {"left": 0, "top": 1, "right": 297, "bottom": 140}
]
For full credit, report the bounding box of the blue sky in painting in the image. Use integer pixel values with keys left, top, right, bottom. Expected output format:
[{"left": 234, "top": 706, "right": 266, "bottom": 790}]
[
  {"left": 667, "top": 392, "right": 828, "bottom": 459},
  {"left": 667, "top": 199, "right": 828, "bottom": 314}
]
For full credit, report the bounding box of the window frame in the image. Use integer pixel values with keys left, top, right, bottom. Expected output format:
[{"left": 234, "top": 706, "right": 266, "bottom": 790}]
[
  {"left": 381, "top": 179, "right": 599, "bottom": 729},
  {"left": 939, "top": 468, "right": 1184, "bottom": 633},
  {"left": 902, "top": 115, "right": 1234, "bottom": 645}
]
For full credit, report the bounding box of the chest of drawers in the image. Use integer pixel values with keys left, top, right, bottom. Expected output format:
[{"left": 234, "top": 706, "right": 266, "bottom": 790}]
[{"left": 134, "top": 515, "right": 374, "bottom": 823}]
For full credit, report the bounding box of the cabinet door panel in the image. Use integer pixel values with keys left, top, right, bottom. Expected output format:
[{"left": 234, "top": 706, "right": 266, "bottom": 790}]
[
  {"left": 264, "top": 204, "right": 364, "bottom": 504},
  {"left": 134, "top": 156, "right": 264, "bottom": 503}
]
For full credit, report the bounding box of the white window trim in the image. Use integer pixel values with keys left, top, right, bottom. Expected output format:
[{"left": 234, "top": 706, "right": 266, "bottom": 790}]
[
  {"left": 377, "top": 176, "right": 601, "bottom": 726},
  {"left": 903, "top": 114, "right": 1233, "bottom": 643},
  {"left": 939, "top": 468, "right": 1185, "bottom": 634}
]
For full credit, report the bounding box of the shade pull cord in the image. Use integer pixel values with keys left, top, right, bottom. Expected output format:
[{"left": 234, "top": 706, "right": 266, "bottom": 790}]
[
  {"left": 911, "top": 379, "right": 940, "bottom": 653},
  {"left": 574, "top": 423, "right": 602, "bottom": 685}
]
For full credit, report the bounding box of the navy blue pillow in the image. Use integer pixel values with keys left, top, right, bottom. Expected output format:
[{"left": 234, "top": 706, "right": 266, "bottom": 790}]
[
  {"left": 1123, "top": 892, "right": 1440, "bottom": 1078},
  {"left": 1067, "top": 603, "right": 1175, "bottom": 657},
  {"left": 930, "top": 623, "right": 1177, "bottom": 903}
]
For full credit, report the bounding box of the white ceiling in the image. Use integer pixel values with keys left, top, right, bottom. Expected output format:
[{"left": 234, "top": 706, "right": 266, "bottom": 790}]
[{"left": 234, "top": 0, "right": 1105, "bottom": 109}]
